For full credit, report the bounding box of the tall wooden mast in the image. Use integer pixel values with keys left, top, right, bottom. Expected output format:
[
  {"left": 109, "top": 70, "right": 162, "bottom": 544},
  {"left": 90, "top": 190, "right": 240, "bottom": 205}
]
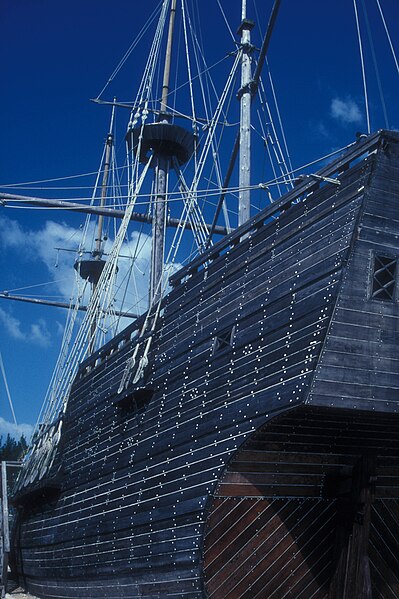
[
  {"left": 74, "top": 106, "right": 115, "bottom": 353},
  {"left": 150, "top": 0, "right": 177, "bottom": 305},
  {"left": 238, "top": 0, "right": 254, "bottom": 226},
  {"left": 74, "top": 106, "right": 115, "bottom": 291},
  {"left": 94, "top": 103, "right": 116, "bottom": 269},
  {"left": 126, "top": 0, "right": 195, "bottom": 306}
]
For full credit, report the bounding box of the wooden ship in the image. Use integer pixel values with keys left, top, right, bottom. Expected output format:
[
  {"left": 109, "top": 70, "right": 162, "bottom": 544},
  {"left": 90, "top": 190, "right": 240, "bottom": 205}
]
[{"left": 3, "top": 0, "right": 399, "bottom": 598}]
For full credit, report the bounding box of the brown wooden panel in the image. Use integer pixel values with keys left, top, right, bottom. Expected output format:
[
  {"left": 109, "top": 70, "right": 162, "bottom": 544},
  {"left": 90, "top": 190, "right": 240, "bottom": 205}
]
[
  {"left": 240, "top": 501, "right": 335, "bottom": 599},
  {"left": 370, "top": 500, "right": 399, "bottom": 599},
  {"left": 204, "top": 498, "right": 334, "bottom": 599},
  {"left": 204, "top": 499, "right": 280, "bottom": 580},
  {"left": 204, "top": 409, "right": 399, "bottom": 598}
]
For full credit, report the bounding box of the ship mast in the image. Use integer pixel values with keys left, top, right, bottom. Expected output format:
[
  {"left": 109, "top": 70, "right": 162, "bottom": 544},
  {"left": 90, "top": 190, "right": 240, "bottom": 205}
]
[
  {"left": 238, "top": 0, "right": 254, "bottom": 226},
  {"left": 150, "top": 0, "right": 177, "bottom": 305},
  {"left": 74, "top": 107, "right": 115, "bottom": 290},
  {"left": 93, "top": 103, "right": 116, "bottom": 273},
  {"left": 74, "top": 106, "right": 115, "bottom": 353},
  {"left": 125, "top": 1, "right": 194, "bottom": 307}
]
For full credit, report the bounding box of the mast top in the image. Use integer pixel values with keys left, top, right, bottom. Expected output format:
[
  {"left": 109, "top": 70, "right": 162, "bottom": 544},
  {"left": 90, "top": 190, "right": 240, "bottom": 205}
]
[
  {"left": 160, "top": 0, "right": 177, "bottom": 116},
  {"left": 126, "top": 0, "right": 195, "bottom": 166}
]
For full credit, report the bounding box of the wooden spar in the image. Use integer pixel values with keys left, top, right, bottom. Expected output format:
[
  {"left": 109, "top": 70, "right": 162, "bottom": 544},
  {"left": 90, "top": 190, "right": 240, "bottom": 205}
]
[
  {"left": 205, "top": 137, "right": 239, "bottom": 249},
  {"left": 95, "top": 105, "right": 115, "bottom": 260},
  {"left": 88, "top": 106, "right": 115, "bottom": 354},
  {"left": 0, "top": 292, "right": 139, "bottom": 319},
  {"left": 251, "top": 0, "right": 282, "bottom": 92},
  {"left": 160, "top": 0, "right": 177, "bottom": 114},
  {"left": 206, "top": 0, "right": 282, "bottom": 243},
  {"left": 0, "top": 193, "right": 227, "bottom": 235},
  {"left": 238, "top": 0, "right": 254, "bottom": 226},
  {"left": 150, "top": 0, "right": 177, "bottom": 305}
]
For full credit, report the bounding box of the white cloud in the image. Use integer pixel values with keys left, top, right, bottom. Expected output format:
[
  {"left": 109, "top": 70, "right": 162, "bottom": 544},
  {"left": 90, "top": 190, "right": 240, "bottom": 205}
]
[
  {"left": 316, "top": 122, "right": 329, "bottom": 138},
  {"left": 0, "top": 307, "right": 25, "bottom": 341},
  {"left": 0, "top": 417, "right": 33, "bottom": 441},
  {"left": 0, "top": 307, "right": 51, "bottom": 347},
  {"left": 55, "top": 320, "right": 65, "bottom": 335},
  {"left": 0, "top": 216, "right": 152, "bottom": 311},
  {"left": 117, "top": 230, "right": 152, "bottom": 314},
  {"left": 29, "top": 319, "right": 51, "bottom": 346},
  {"left": 0, "top": 217, "right": 25, "bottom": 247},
  {"left": 0, "top": 215, "right": 184, "bottom": 342},
  {"left": 0, "top": 216, "right": 85, "bottom": 299},
  {"left": 331, "top": 97, "right": 362, "bottom": 124}
]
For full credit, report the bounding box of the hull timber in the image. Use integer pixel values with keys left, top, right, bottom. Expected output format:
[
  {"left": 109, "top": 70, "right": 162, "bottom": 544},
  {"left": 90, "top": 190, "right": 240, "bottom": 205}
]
[{"left": 11, "top": 130, "right": 399, "bottom": 598}]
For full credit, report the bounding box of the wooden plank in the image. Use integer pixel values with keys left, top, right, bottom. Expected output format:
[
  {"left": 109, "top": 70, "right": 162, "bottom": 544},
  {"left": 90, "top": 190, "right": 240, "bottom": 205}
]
[
  {"left": 206, "top": 499, "right": 334, "bottom": 598},
  {"left": 164, "top": 193, "right": 361, "bottom": 325},
  {"left": 170, "top": 132, "right": 380, "bottom": 286},
  {"left": 160, "top": 228, "right": 348, "bottom": 355},
  {"left": 204, "top": 498, "right": 271, "bottom": 568},
  {"left": 165, "top": 187, "right": 361, "bottom": 319}
]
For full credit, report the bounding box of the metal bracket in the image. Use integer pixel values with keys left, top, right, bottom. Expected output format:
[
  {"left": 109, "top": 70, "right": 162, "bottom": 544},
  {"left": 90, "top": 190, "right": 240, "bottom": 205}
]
[
  {"left": 237, "top": 79, "right": 257, "bottom": 100},
  {"left": 237, "top": 18, "right": 255, "bottom": 35}
]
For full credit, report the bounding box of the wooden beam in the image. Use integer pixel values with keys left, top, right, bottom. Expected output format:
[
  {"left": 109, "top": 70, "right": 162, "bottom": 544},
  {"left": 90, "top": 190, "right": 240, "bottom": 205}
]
[
  {"left": 0, "top": 192, "right": 227, "bottom": 235},
  {"left": 0, "top": 292, "right": 139, "bottom": 319}
]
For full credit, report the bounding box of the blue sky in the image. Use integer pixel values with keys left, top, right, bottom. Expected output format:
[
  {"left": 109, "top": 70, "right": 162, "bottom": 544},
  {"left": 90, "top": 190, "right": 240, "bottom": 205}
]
[{"left": 1, "top": 0, "right": 399, "bottom": 439}]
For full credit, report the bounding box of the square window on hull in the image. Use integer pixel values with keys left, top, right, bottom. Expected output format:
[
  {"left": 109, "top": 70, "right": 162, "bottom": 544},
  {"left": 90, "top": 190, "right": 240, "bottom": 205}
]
[
  {"left": 371, "top": 254, "right": 398, "bottom": 301},
  {"left": 114, "top": 387, "right": 154, "bottom": 418},
  {"left": 213, "top": 326, "right": 235, "bottom": 355}
]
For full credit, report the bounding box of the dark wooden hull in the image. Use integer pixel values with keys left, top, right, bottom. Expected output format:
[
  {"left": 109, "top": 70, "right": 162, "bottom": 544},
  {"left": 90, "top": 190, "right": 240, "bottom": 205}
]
[{"left": 11, "top": 131, "right": 399, "bottom": 598}]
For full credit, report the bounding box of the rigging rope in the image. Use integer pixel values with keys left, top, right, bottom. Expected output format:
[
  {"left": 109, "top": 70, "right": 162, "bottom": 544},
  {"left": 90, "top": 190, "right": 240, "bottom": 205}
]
[
  {"left": 36, "top": 158, "right": 153, "bottom": 431},
  {"left": 360, "top": 0, "right": 389, "bottom": 129},
  {"left": 181, "top": 0, "right": 197, "bottom": 133},
  {"left": 256, "top": 110, "right": 282, "bottom": 197},
  {"left": 0, "top": 352, "right": 17, "bottom": 426},
  {"left": 117, "top": 9, "right": 244, "bottom": 389},
  {"left": 353, "top": 0, "right": 371, "bottom": 134},
  {"left": 30, "top": 89, "right": 154, "bottom": 435},
  {"left": 375, "top": 0, "right": 399, "bottom": 77},
  {"left": 265, "top": 58, "right": 294, "bottom": 179},
  {"left": 2, "top": 279, "right": 68, "bottom": 294},
  {"left": 256, "top": 75, "right": 293, "bottom": 191},
  {"left": 96, "top": 1, "right": 164, "bottom": 99},
  {"left": 15, "top": 0, "right": 372, "bottom": 477},
  {"left": 216, "top": 0, "right": 236, "bottom": 43}
]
